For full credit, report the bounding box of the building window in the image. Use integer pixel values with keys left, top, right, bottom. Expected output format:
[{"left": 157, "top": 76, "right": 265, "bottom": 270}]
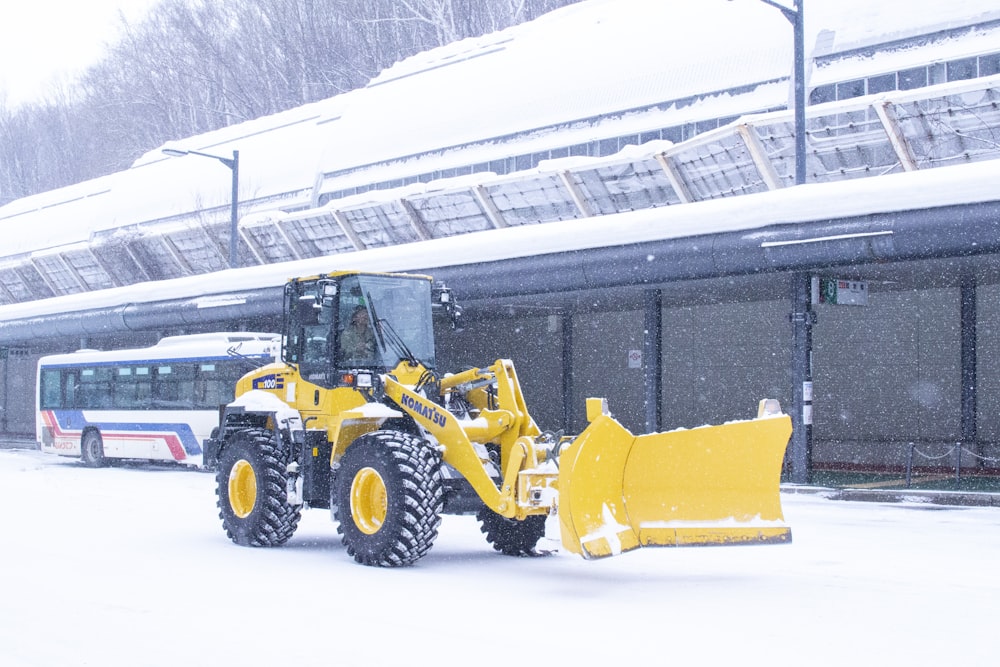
[
  {"left": 928, "top": 62, "right": 947, "bottom": 85},
  {"left": 661, "top": 126, "right": 682, "bottom": 143},
  {"left": 810, "top": 84, "right": 836, "bottom": 104},
  {"left": 598, "top": 137, "right": 619, "bottom": 156},
  {"left": 836, "top": 79, "right": 866, "bottom": 100},
  {"left": 946, "top": 56, "right": 977, "bottom": 81},
  {"left": 981, "top": 53, "right": 1000, "bottom": 77},
  {"left": 639, "top": 130, "right": 661, "bottom": 144},
  {"left": 898, "top": 66, "right": 927, "bottom": 90},
  {"left": 695, "top": 119, "right": 718, "bottom": 134},
  {"left": 867, "top": 72, "right": 896, "bottom": 95}
]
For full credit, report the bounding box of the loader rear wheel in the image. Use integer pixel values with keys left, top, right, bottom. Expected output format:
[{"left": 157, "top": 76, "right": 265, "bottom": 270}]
[
  {"left": 333, "top": 431, "right": 443, "bottom": 567},
  {"left": 216, "top": 428, "right": 301, "bottom": 547},
  {"left": 477, "top": 508, "right": 547, "bottom": 557}
]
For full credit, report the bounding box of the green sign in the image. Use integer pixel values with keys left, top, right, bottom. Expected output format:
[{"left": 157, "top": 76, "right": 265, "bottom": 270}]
[{"left": 812, "top": 277, "right": 869, "bottom": 306}]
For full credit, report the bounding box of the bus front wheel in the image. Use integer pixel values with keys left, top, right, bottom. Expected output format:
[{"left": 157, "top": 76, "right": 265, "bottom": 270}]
[{"left": 80, "top": 430, "right": 106, "bottom": 468}]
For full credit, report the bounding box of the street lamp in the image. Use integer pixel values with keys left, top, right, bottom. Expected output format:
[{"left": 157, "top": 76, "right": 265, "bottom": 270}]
[
  {"left": 735, "top": 0, "right": 806, "bottom": 185},
  {"left": 162, "top": 147, "right": 241, "bottom": 268},
  {"left": 732, "top": 2, "right": 811, "bottom": 485}
]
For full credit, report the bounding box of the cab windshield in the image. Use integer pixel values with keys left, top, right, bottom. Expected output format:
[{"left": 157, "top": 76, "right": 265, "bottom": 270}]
[
  {"left": 284, "top": 273, "right": 436, "bottom": 384},
  {"left": 335, "top": 274, "right": 436, "bottom": 370}
]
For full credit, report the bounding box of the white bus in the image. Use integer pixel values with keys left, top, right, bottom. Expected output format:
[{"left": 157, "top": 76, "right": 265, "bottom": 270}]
[{"left": 36, "top": 332, "right": 280, "bottom": 467}]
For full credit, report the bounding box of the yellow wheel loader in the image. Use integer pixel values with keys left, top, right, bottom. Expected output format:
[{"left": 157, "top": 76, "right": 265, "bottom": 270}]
[{"left": 204, "top": 270, "right": 793, "bottom": 566}]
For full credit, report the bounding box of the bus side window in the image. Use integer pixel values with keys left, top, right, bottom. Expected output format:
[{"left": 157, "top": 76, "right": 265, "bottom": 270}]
[
  {"left": 153, "top": 365, "right": 175, "bottom": 409},
  {"left": 79, "top": 367, "right": 112, "bottom": 409},
  {"left": 197, "top": 362, "right": 233, "bottom": 409},
  {"left": 64, "top": 371, "right": 78, "bottom": 408},
  {"left": 134, "top": 367, "right": 152, "bottom": 406},
  {"left": 39, "top": 369, "right": 63, "bottom": 409},
  {"left": 115, "top": 367, "right": 137, "bottom": 408}
]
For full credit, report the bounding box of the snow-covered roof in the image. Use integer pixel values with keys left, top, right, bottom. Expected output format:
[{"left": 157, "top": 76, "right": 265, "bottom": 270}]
[{"left": 1, "top": 0, "right": 998, "bottom": 307}]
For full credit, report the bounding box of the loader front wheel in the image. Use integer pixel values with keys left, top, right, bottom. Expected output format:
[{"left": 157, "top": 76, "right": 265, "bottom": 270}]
[
  {"left": 477, "top": 508, "right": 547, "bottom": 556},
  {"left": 333, "top": 431, "right": 443, "bottom": 567},
  {"left": 216, "top": 428, "right": 301, "bottom": 547}
]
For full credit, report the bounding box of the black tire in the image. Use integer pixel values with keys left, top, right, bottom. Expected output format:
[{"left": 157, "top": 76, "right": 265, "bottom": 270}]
[
  {"left": 216, "top": 428, "right": 301, "bottom": 547},
  {"left": 477, "top": 507, "right": 547, "bottom": 556},
  {"left": 333, "top": 431, "right": 443, "bottom": 567},
  {"left": 80, "top": 430, "right": 106, "bottom": 468}
]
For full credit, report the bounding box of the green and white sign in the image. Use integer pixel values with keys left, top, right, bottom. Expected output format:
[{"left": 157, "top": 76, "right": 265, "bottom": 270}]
[{"left": 812, "top": 277, "right": 868, "bottom": 306}]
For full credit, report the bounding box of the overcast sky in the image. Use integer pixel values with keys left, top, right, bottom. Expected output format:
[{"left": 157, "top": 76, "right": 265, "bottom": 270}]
[{"left": 0, "top": 0, "right": 160, "bottom": 107}]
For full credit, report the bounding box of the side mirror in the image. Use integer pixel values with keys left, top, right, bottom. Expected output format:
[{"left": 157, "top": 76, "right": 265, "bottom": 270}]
[{"left": 432, "top": 282, "right": 464, "bottom": 331}]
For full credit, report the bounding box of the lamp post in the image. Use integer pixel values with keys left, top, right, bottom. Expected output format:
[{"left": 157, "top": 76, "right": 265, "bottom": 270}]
[
  {"left": 162, "top": 147, "right": 241, "bottom": 268},
  {"left": 755, "top": 0, "right": 806, "bottom": 186},
  {"left": 733, "top": 2, "right": 810, "bottom": 484}
]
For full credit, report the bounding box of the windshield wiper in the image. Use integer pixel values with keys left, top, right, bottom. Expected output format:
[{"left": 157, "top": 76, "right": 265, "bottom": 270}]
[
  {"left": 366, "top": 292, "right": 419, "bottom": 367},
  {"left": 227, "top": 343, "right": 269, "bottom": 371}
]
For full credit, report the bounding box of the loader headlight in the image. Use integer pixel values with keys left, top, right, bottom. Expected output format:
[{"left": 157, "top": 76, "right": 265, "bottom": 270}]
[{"left": 342, "top": 371, "right": 374, "bottom": 389}]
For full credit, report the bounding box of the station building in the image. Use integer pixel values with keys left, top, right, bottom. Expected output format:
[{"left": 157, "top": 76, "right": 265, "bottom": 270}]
[{"left": 1, "top": 0, "right": 999, "bottom": 480}]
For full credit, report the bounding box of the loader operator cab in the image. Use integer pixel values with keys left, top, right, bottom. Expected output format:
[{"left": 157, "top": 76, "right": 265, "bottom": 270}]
[{"left": 282, "top": 272, "right": 437, "bottom": 388}]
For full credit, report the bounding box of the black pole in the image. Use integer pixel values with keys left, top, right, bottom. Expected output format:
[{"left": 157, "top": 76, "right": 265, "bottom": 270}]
[
  {"left": 792, "top": 1, "right": 806, "bottom": 186},
  {"left": 643, "top": 289, "right": 663, "bottom": 433},
  {"left": 758, "top": 0, "right": 806, "bottom": 185},
  {"left": 561, "top": 312, "right": 573, "bottom": 433},
  {"left": 960, "top": 278, "right": 977, "bottom": 465},
  {"left": 229, "top": 149, "right": 240, "bottom": 268},
  {"left": 161, "top": 147, "right": 241, "bottom": 268},
  {"left": 789, "top": 272, "right": 814, "bottom": 483}
]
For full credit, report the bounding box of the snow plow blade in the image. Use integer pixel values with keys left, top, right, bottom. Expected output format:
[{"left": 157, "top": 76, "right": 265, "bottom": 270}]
[{"left": 558, "top": 399, "right": 793, "bottom": 559}]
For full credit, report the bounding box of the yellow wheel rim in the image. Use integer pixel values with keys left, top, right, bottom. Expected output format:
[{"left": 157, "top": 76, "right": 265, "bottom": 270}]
[
  {"left": 228, "top": 459, "right": 257, "bottom": 519},
  {"left": 350, "top": 467, "right": 387, "bottom": 535}
]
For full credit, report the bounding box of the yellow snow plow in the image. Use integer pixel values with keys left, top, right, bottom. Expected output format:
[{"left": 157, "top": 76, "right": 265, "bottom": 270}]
[
  {"left": 558, "top": 398, "right": 793, "bottom": 559},
  {"left": 207, "top": 269, "right": 794, "bottom": 567}
]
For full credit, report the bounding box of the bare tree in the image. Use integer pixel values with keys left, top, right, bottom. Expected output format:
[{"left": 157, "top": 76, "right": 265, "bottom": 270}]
[{"left": 0, "top": 0, "right": 584, "bottom": 203}]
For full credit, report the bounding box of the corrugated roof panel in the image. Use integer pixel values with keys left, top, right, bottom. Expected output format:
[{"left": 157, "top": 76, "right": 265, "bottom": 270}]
[
  {"left": 163, "top": 228, "right": 227, "bottom": 273},
  {"left": 243, "top": 223, "right": 299, "bottom": 263},
  {"left": 15, "top": 262, "right": 58, "bottom": 299},
  {"left": 570, "top": 157, "right": 682, "bottom": 214},
  {"left": 670, "top": 130, "right": 769, "bottom": 200},
  {"left": 30, "top": 255, "right": 83, "bottom": 295},
  {"left": 90, "top": 242, "right": 150, "bottom": 286},
  {"left": 338, "top": 204, "right": 421, "bottom": 248},
  {"left": 282, "top": 213, "right": 355, "bottom": 256},
  {"left": 895, "top": 85, "right": 1000, "bottom": 167},
  {"left": 485, "top": 174, "right": 581, "bottom": 225},
  {"left": 0, "top": 266, "right": 35, "bottom": 303},
  {"left": 407, "top": 189, "right": 493, "bottom": 238},
  {"left": 127, "top": 238, "right": 189, "bottom": 281},
  {"left": 60, "top": 249, "right": 116, "bottom": 291},
  {"left": 805, "top": 108, "right": 902, "bottom": 181}
]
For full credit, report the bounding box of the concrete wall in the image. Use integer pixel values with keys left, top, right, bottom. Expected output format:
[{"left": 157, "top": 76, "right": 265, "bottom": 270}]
[
  {"left": 0, "top": 348, "right": 36, "bottom": 437},
  {"left": 975, "top": 285, "right": 1000, "bottom": 466},
  {"left": 569, "top": 310, "right": 647, "bottom": 433},
  {"left": 661, "top": 300, "right": 789, "bottom": 430},
  {"left": 4, "top": 282, "right": 998, "bottom": 474},
  {"left": 440, "top": 283, "right": 999, "bottom": 473},
  {"left": 811, "top": 288, "right": 962, "bottom": 469}
]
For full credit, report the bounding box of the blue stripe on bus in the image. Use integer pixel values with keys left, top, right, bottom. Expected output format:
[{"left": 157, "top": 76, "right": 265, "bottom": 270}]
[{"left": 50, "top": 411, "right": 203, "bottom": 456}]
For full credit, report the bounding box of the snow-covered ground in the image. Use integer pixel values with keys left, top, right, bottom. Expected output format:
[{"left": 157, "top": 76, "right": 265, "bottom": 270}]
[{"left": 1, "top": 447, "right": 996, "bottom": 666}]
